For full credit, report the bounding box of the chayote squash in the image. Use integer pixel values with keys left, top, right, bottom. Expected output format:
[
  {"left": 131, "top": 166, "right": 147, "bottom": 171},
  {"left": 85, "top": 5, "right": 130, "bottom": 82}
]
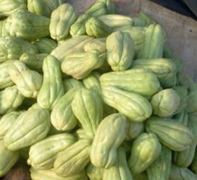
[
  {"left": 98, "top": 14, "right": 133, "bottom": 30},
  {"left": 169, "top": 165, "right": 197, "bottom": 180},
  {"left": 51, "top": 35, "right": 93, "bottom": 62},
  {"left": 133, "top": 12, "right": 156, "bottom": 27},
  {"left": 85, "top": 17, "right": 112, "bottom": 38},
  {"left": 0, "top": 60, "right": 15, "bottom": 89},
  {"left": 126, "top": 121, "right": 144, "bottom": 140},
  {"left": 90, "top": 113, "right": 128, "bottom": 168},
  {"left": 0, "top": 86, "right": 24, "bottom": 115},
  {"left": 0, "top": 141, "right": 19, "bottom": 177},
  {"left": 63, "top": 78, "right": 84, "bottom": 92},
  {"left": 132, "top": 58, "right": 177, "bottom": 88},
  {"left": 51, "top": 88, "right": 80, "bottom": 131},
  {"left": 146, "top": 117, "right": 194, "bottom": 151},
  {"left": 146, "top": 145, "right": 172, "bottom": 180},
  {"left": 191, "top": 150, "right": 197, "bottom": 174},
  {"left": 28, "top": 0, "right": 64, "bottom": 17},
  {"left": 0, "top": 36, "right": 38, "bottom": 63},
  {"left": 82, "top": 71, "right": 101, "bottom": 93},
  {"left": 137, "top": 24, "right": 166, "bottom": 59},
  {"left": 117, "top": 26, "right": 145, "bottom": 53},
  {"left": 9, "top": 61, "right": 43, "bottom": 98},
  {"left": 151, "top": 89, "right": 180, "bottom": 117},
  {"left": 50, "top": 3, "right": 77, "bottom": 41},
  {"left": 0, "top": 111, "right": 21, "bottom": 140},
  {"left": 30, "top": 168, "right": 88, "bottom": 180},
  {"left": 84, "top": 38, "right": 106, "bottom": 53},
  {"left": 100, "top": 69, "right": 160, "bottom": 97},
  {"left": 33, "top": 38, "right": 57, "bottom": 54},
  {"left": 20, "top": 53, "right": 47, "bottom": 72},
  {"left": 129, "top": 133, "right": 161, "bottom": 175},
  {"left": 173, "top": 86, "right": 188, "bottom": 114},
  {"left": 103, "top": 147, "right": 133, "bottom": 180},
  {"left": 102, "top": 86, "right": 152, "bottom": 121},
  {"left": 5, "top": 9, "right": 50, "bottom": 41},
  {"left": 106, "top": 31, "right": 134, "bottom": 71},
  {"left": 0, "top": 20, "right": 9, "bottom": 37},
  {"left": 54, "top": 139, "right": 91, "bottom": 177},
  {"left": 70, "top": 0, "right": 114, "bottom": 37},
  {"left": 72, "top": 88, "right": 103, "bottom": 138},
  {"left": 37, "top": 55, "right": 64, "bottom": 110},
  {"left": 133, "top": 172, "right": 148, "bottom": 180},
  {"left": 61, "top": 50, "right": 105, "bottom": 80},
  {"left": 86, "top": 163, "right": 104, "bottom": 180},
  {"left": 28, "top": 133, "right": 76, "bottom": 169},
  {"left": 177, "top": 72, "right": 194, "bottom": 89},
  {"left": 70, "top": 14, "right": 90, "bottom": 37},
  {"left": 0, "top": 0, "right": 26, "bottom": 18},
  {"left": 4, "top": 108, "right": 51, "bottom": 151},
  {"left": 173, "top": 112, "right": 196, "bottom": 168}
]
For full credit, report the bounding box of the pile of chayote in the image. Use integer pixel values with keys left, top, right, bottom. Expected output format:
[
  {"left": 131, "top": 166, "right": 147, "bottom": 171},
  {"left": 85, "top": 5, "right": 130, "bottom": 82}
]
[{"left": 0, "top": 0, "right": 197, "bottom": 180}]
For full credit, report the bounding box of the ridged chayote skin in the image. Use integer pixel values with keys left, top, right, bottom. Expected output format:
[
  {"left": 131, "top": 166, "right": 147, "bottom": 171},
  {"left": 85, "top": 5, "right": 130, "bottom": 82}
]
[
  {"left": 27, "top": 0, "right": 64, "bottom": 17},
  {"left": 9, "top": 61, "right": 43, "bottom": 98},
  {"left": 103, "top": 147, "right": 133, "bottom": 180},
  {"left": 0, "top": 60, "right": 15, "bottom": 89},
  {"left": 146, "top": 145, "right": 172, "bottom": 180},
  {"left": 33, "top": 38, "right": 57, "bottom": 54},
  {"left": 100, "top": 69, "right": 160, "bottom": 97},
  {"left": 84, "top": 38, "right": 106, "bottom": 53},
  {"left": 61, "top": 50, "right": 105, "bottom": 80},
  {"left": 151, "top": 89, "right": 180, "bottom": 117},
  {"left": 117, "top": 26, "right": 146, "bottom": 53},
  {"left": 4, "top": 108, "right": 51, "bottom": 151},
  {"left": 128, "top": 133, "right": 161, "bottom": 175},
  {"left": 82, "top": 71, "right": 101, "bottom": 93},
  {"left": 50, "top": 3, "right": 77, "bottom": 41},
  {"left": 30, "top": 168, "right": 88, "bottom": 180},
  {"left": 133, "top": 172, "right": 149, "bottom": 180},
  {"left": 126, "top": 121, "right": 144, "bottom": 140},
  {"left": 0, "top": 36, "right": 38, "bottom": 63},
  {"left": 54, "top": 139, "right": 91, "bottom": 177},
  {"left": 0, "top": 0, "right": 26, "bottom": 18},
  {"left": 70, "top": 0, "right": 115, "bottom": 37},
  {"left": 169, "top": 165, "right": 197, "bottom": 180},
  {"left": 173, "top": 112, "right": 197, "bottom": 168},
  {"left": 63, "top": 78, "right": 84, "bottom": 92},
  {"left": 51, "top": 88, "right": 80, "bottom": 131},
  {"left": 132, "top": 12, "right": 156, "bottom": 27},
  {"left": 37, "top": 55, "right": 64, "bottom": 110},
  {"left": 106, "top": 31, "right": 134, "bottom": 71},
  {"left": 72, "top": 88, "right": 103, "bottom": 138},
  {"left": 132, "top": 58, "right": 177, "bottom": 88},
  {"left": 0, "top": 141, "right": 19, "bottom": 177},
  {"left": 102, "top": 86, "right": 152, "bottom": 121},
  {"left": 191, "top": 148, "right": 197, "bottom": 174},
  {"left": 98, "top": 14, "right": 133, "bottom": 30},
  {"left": 173, "top": 86, "right": 188, "bottom": 114},
  {"left": 20, "top": 53, "right": 47, "bottom": 72},
  {"left": 28, "top": 133, "right": 76, "bottom": 169},
  {"left": 90, "top": 113, "right": 128, "bottom": 168},
  {"left": 85, "top": 17, "right": 112, "bottom": 38},
  {"left": 146, "top": 117, "right": 194, "bottom": 151},
  {"left": 0, "top": 86, "right": 25, "bottom": 115},
  {"left": 0, "top": 111, "right": 21, "bottom": 140},
  {"left": 51, "top": 36, "right": 93, "bottom": 62},
  {"left": 137, "top": 24, "right": 166, "bottom": 59},
  {"left": 4, "top": 9, "right": 50, "bottom": 41},
  {"left": 86, "top": 163, "right": 104, "bottom": 180}
]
